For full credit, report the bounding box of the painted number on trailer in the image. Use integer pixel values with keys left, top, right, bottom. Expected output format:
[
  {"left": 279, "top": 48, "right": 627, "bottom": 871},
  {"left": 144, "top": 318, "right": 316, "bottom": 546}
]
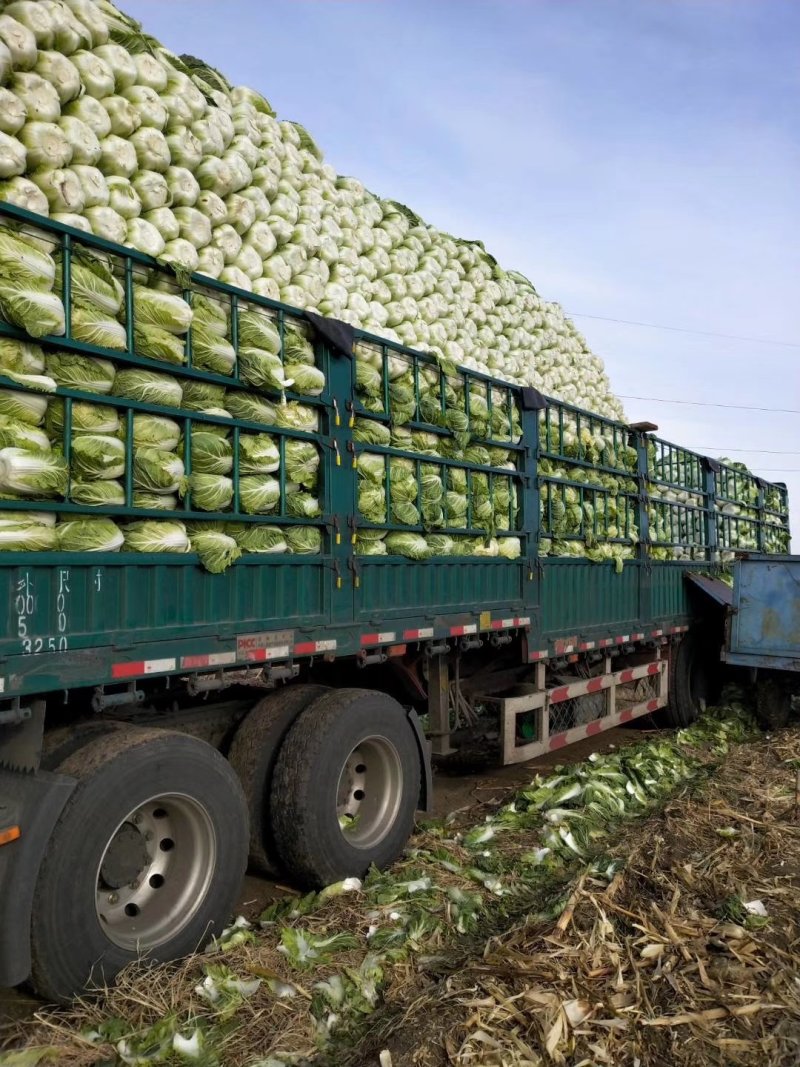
[{"left": 16, "top": 569, "right": 69, "bottom": 655}]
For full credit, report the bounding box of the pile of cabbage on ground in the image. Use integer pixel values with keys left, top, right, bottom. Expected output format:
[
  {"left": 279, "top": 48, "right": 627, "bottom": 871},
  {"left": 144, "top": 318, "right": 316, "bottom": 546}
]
[{"left": 0, "top": 0, "right": 788, "bottom": 568}]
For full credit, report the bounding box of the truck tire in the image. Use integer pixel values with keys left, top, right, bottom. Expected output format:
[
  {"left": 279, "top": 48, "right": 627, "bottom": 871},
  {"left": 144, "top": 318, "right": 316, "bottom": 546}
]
[
  {"left": 755, "top": 674, "right": 792, "bottom": 730},
  {"left": 228, "top": 684, "right": 329, "bottom": 875},
  {"left": 270, "top": 688, "right": 421, "bottom": 888},
  {"left": 664, "top": 628, "right": 720, "bottom": 728},
  {"left": 41, "top": 719, "right": 130, "bottom": 771},
  {"left": 30, "top": 726, "right": 248, "bottom": 1003}
]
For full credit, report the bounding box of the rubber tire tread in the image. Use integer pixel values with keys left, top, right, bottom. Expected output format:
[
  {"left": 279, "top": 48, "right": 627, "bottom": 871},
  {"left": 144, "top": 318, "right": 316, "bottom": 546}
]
[
  {"left": 270, "top": 688, "right": 421, "bottom": 889},
  {"left": 227, "top": 684, "right": 329, "bottom": 875},
  {"left": 664, "top": 628, "right": 717, "bottom": 728},
  {"left": 30, "top": 725, "right": 248, "bottom": 1003},
  {"left": 756, "top": 675, "right": 792, "bottom": 730},
  {"left": 40, "top": 720, "right": 130, "bottom": 771}
]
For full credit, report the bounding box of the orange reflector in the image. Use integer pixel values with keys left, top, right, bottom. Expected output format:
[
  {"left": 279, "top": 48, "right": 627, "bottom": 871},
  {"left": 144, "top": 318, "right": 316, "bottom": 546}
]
[
  {"left": 0, "top": 826, "right": 20, "bottom": 846},
  {"left": 387, "top": 644, "right": 407, "bottom": 658}
]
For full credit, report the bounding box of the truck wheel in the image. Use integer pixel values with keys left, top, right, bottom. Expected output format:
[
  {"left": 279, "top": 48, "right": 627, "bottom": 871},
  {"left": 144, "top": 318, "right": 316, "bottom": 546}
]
[
  {"left": 270, "top": 689, "right": 421, "bottom": 888},
  {"left": 228, "top": 684, "right": 329, "bottom": 875},
  {"left": 756, "top": 674, "right": 792, "bottom": 730},
  {"left": 30, "top": 726, "right": 248, "bottom": 1003},
  {"left": 664, "top": 628, "right": 720, "bottom": 728}
]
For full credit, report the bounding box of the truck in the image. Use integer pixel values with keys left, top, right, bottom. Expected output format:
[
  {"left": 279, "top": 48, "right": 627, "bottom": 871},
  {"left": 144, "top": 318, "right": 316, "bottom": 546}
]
[
  {"left": 0, "top": 202, "right": 792, "bottom": 1002},
  {"left": 690, "top": 554, "right": 800, "bottom": 726}
]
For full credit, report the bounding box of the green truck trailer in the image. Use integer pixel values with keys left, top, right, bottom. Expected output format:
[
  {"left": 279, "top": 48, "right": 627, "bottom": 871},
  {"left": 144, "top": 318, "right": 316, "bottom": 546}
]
[{"left": 0, "top": 203, "right": 791, "bottom": 1000}]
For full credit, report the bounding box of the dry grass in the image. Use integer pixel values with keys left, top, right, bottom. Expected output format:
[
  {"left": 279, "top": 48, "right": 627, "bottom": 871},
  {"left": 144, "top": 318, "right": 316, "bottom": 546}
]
[
  {"left": 4, "top": 720, "right": 798, "bottom": 1067},
  {"left": 362, "top": 732, "right": 800, "bottom": 1067}
]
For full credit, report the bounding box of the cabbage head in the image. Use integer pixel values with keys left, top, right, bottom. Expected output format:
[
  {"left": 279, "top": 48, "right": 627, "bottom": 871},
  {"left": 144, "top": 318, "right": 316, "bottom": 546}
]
[
  {"left": 285, "top": 439, "right": 319, "bottom": 488},
  {"left": 240, "top": 475, "right": 280, "bottom": 514},
  {"left": 228, "top": 522, "right": 287, "bottom": 554},
  {"left": 385, "top": 532, "right": 429, "bottom": 559},
  {"left": 239, "top": 433, "right": 279, "bottom": 473},
  {"left": 0, "top": 446, "right": 67, "bottom": 497},
  {"left": 70, "top": 479, "right": 126, "bottom": 506},
  {"left": 71, "top": 433, "right": 126, "bottom": 480},
  {"left": 133, "top": 447, "right": 187, "bottom": 494},
  {"left": 284, "top": 525, "right": 322, "bottom": 554},
  {"left": 113, "top": 369, "right": 183, "bottom": 408},
  {"left": 189, "top": 472, "right": 233, "bottom": 512},
  {"left": 57, "top": 518, "right": 124, "bottom": 552},
  {"left": 187, "top": 523, "right": 241, "bottom": 572},
  {"left": 123, "top": 520, "right": 191, "bottom": 554},
  {"left": 188, "top": 431, "right": 233, "bottom": 475}
]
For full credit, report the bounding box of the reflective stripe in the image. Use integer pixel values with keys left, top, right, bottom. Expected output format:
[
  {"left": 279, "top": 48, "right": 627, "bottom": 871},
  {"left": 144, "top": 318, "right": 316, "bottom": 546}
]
[
  {"left": 181, "top": 652, "right": 237, "bottom": 669},
  {"left": 294, "top": 639, "right": 337, "bottom": 655},
  {"left": 243, "top": 645, "right": 291, "bottom": 663},
  {"left": 112, "top": 657, "right": 175, "bottom": 679},
  {"left": 403, "top": 627, "right": 434, "bottom": 640},
  {"left": 361, "top": 632, "right": 397, "bottom": 647}
]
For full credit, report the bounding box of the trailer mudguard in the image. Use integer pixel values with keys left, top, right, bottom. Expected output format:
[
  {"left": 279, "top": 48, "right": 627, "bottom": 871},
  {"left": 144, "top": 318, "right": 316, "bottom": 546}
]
[{"left": 0, "top": 766, "right": 75, "bottom": 986}]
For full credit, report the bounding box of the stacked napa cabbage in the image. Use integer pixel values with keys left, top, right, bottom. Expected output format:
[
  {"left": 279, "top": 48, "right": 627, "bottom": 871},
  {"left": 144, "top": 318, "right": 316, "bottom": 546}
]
[
  {"left": 0, "top": 0, "right": 788, "bottom": 568},
  {"left": 352, "top": 340, "right": 525, "bottom": 559},
  {"left": 0, "top": 0, "right": 621, "bottom": 418}
]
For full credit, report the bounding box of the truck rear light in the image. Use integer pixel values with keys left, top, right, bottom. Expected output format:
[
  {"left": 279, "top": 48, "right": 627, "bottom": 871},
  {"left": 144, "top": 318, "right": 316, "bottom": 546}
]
[{"left": 0, "top": 826, "right": 20, "bottom": 847}]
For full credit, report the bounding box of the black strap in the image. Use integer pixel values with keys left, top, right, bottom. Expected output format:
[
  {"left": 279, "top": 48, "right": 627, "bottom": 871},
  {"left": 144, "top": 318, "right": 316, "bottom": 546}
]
[
  {"left": 520, "top": 387, "right": 548, "bottom": 411},
  {"left": 305, "top": 311, "right": 354, "bottom": 359}
]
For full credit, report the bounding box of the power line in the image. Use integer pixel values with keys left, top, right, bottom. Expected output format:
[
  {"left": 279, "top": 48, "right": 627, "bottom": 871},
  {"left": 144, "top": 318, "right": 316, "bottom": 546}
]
[
  {"left": 569, "top": 312, "right": 800, "bottom": 349},
  {"left": 618, "top": 394, "right": 800, "bottom": 415},
  {"left": 689, "top": 447, "right": 800, "bottom": 456}
]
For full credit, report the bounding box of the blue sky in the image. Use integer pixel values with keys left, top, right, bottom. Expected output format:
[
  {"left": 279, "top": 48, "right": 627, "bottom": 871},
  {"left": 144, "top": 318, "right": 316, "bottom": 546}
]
[{"left": 124, "top": 0, "right": 800, "bottom": 536}]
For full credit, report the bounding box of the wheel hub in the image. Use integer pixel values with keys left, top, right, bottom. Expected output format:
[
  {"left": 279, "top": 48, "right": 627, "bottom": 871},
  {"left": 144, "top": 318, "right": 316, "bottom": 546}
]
[
  {"left": 94, "top": 794, "right": 216, "bottom": 951},
  {"left": 336, "top": 736, "right": 403, "bottom": 850},
  {"left": 99, "top": 823, "right": 150, "bottom": 890}
]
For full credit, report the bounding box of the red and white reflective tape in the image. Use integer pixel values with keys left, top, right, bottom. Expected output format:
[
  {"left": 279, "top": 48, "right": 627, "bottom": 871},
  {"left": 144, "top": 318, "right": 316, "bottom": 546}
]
[
  {"left": 597, "top": 638, "right": 612, "bottom": 648},
  {"left": 670, "top": 624, "right": 689, "bottom": 634},
  {"left": 630, "top": 632, "right": 645, "bottom": 641},
  {"left": 617, "top": 662, "right": 661, "bottom": 684},
  {"left": 548, "top": 660, "right": 664, "bottom": 705},
  {"left": 548, "top": 695, "right": 663, "bottom": 751},
  {"left": 403, "top": 627, "right": 434, "bottom": 641},
  {"left": 361, "top": 632, "right": 397, "bottom": 647},
  {"left": 490, "top": 616, "right": 530, "bottom": 630},
  {"left": 243, "top": 644, "right": 291, "bottom": 663},
  {"left": 651, "top": 629, "right": 664, "bottom": 638},
  {"left": 528, "top": 649, "right": 549, "bottom": 661},
  {"left": 112, "top": 657, "right": 175, "bottom": 679},
  {"left": 294, "top": 639, "right": 337, "bottom": 656},
  {"left": 450, "top": 623, "right": 478, "bottom": 637},
  {"left": 614, "top": 634, "right": 630, "bottom": 645},
  {"left": 180, "top": 651, "right": 237, "bottom": 670},
  {"left": 578, "top": 640, "right": 596, "bottom": 651}
]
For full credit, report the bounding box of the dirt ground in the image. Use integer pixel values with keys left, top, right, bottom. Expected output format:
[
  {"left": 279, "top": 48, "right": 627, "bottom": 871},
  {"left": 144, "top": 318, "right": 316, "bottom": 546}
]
[
  {"left": 0, "top": 725, "right": 643, "bottom": 1035},
  {"left": 350, "top": 730, "right": 800, "bottom": 1067}
]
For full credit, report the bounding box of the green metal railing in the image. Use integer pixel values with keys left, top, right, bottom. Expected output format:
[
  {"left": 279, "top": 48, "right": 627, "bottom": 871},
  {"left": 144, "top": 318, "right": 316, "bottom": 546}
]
[
  {"left": 0, "top": 201, "right": 791, "bottom": 566},
  {"left": 0, "top": 201, "right": 330, "bottom": 539}
]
